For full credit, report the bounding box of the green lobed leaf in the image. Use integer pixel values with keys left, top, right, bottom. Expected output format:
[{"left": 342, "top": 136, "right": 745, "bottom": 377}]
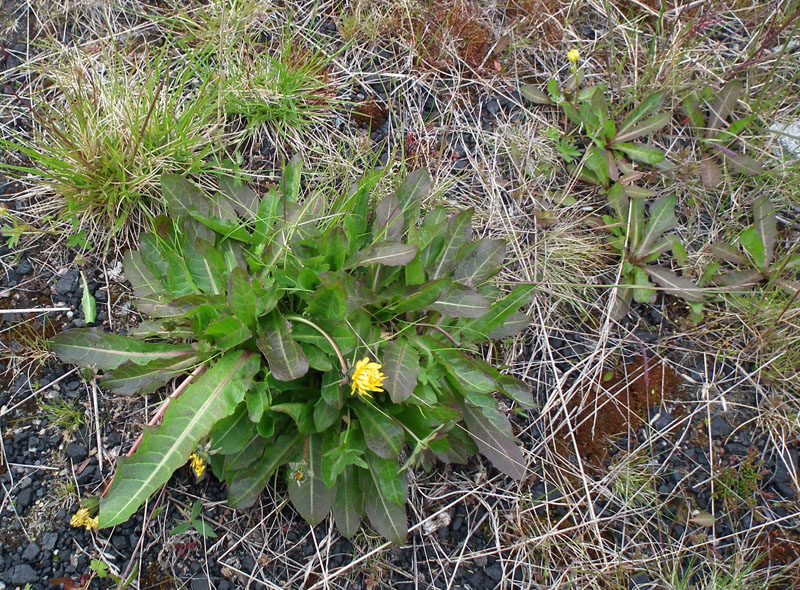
[
  {"left": 218, "top": 175, "right": 259, "bottom": 220},
  {"left": 487, "top": 311, "right": 529, "bottom": 339},
  {"left": 353, "top": 402, "right": 404, "bottom": 460},
  {"left": 396, "top": 168, "right": 431, "bottom": 228},
  {"left": 381, "top": 338, "right": 420, "bottom": 403},
  {"left": 100, "top": 351, "right": 260, "bottom": 527},
  {"left": 123, "top": 249, "right": 164, "bottom": 302},
  {"left": 613, "top": 112, "right": 670, "bottom": 144},
  {"left": 332, "top": 465, "right": 364, "bottom": 538},
  {"left": 707, "top": 80, "right": 742, "bottom": 137},
  {"left": 187, "top": 239, "right": 226, "bottom": 295},
  {"left": 373, "top": 194, "right": 403, "bottom": 242},
  {"left": 616, "top": 92, "right": 665, "bottom": 139},
  {"left": 497, "top": 375, "right": 535, "bottom": 408},
  {"left": 642, "top": 266, "right": 704, "bottom": 302},
  {"left": 282, "top": 154, "right": 302, "bottom": 203},
  {"left": 324, "top": 227, "right": 349, "bottom": 271},
  {"left": 287, "top": 434, "right": 335, "bottom": 526},
  {"left": 709, "top": 242, "right": 747, "bottom": 266},
  {"left": 51, "top": 327, "right": 194, "bottom": 371},
  {"left": 384, "top": 278, "right": 451, "bottom": 314},
  {"left": 102, "top": 354, "right": 199, "bottom": 396},
  {"left": 204, "top": 316, "right": 252, "bottom": 351},
  {"left": 612, "top": 142, "right": 666, "bottom": 165},
  {"left": 228, "top": 432, "right": 303, "bottom": 508},
  {"left": 245, "top": 381, "right": 268, "bottom": 423},
  {"left": 224, "top": 435, "right": 267, "bottom": 472}
]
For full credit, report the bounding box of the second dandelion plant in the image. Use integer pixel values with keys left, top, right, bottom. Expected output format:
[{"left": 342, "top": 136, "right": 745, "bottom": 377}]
[{"left": 50, "top": 159, "right": 535, "bottom": 543}]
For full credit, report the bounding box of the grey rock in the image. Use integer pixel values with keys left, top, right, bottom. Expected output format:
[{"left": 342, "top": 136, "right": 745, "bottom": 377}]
[
  {"left": 21, "top": 542, "right": 39, "bottom": 562},
  {"left": 710, "top": 416, "right": 733, "bottom": 438},
  {"left": 191, "top": 575, "right": 211, "bottom": 590},
  {"left": 16, "top": 488, "right": 33, "bottom": 511},
  {"left": 15, "top": 259, "right": 32, "bottom": 275},
  {"left": 10, "top": 563, "right": 37, "bottom": 585},
  {"left": 55, "top": 269, "right": 80, "bottom": 295},
  {"left": 773, "top": 449, "right": 798, "bottom": 483},
  {"left": 42, "top": 532, "right": 58, "bottom": 551},
  {"left": 18, "top": 476, "right": 32, "bottom": 489},
  {"left": 65, "top": 442, "right": 88, "bottom": 462}
]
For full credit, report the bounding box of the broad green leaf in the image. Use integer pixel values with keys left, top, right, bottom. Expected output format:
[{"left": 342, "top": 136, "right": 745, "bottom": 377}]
[
  {"left": 497, "top": 375, "right": 535, "bottom": 408},
  {"left": 192, "top": 519, "right": 218, "bottom": 538},
  {"left": 218, "top": 175, "right": 258, "bottom": 219},
  {"left": 271, "top": 402, "right": 315, "bottom": 433},
  {"left": 632, "top": 267, "right": 657, "bottom": 304},
  {"left": 384, "top": 279, "right": 450, "bottom": 314},
  {"left": 716, "top": 269, "right": 764, "bottom": 288},
  {"left": 454, "top": 239, "right": 506, "bottom": 287},
  {"left": 366, "top": 452, "right": 407, "bottom": 507},
  {"left": 307, "top": 282, "right": 347, "bottom": 321},
  {"left": 373, "top": 194, "right": 403, "bottom": 242},
  {"left": 739, "top": 227, "right": 765, "bottom": 271},
  {"left": 227, "top": 268, "right": 258, "bottom": 329},
  {"left": 709, "top": 242, "right": 747, "bottom": 266},
  {"left": 100, "top": 351, "right": 260, "bottom": 527},
  {"left": 287, "top": 434, "right": 335, "bottom": 526},
  {"left": 642, "top": 266, "right": 704, "bottom": 302},
  {"left": 361, "top": 468, "right": 407, "bottom": 545},
  {"left": 616, "top": 92, "right": 665, "bottom": 139},
  {"left": 301, "top": 343, "right": 334, "bottom": 372},
  {"left": 342, "top": 170, "right": 382, "bottom": 254},
  {"left": 281, "top": 154, "right": 302, "bottom": 203},
  {"left": 205, "top": 316, "right": 251, "bottom": 351},
  {"left": 161, "top": 174, "right": 209, "bottom": 217},
  {"left": 187, "top": 239, "right": 225, "bottom": 295},
  {"left": 257, "top": 317, "right": 309, "bottom": 382},
  {"left": 520, "top": 84, "right": 553, "bottom": 105},
  {"left": 350, "top": 241, "right": 418, "bottom": 268},
  {"left": 321, "top": 371, "right": 344, "bottom": 410},
  {"left": 188, "top": 207, "right": 252, "bottom": 243},
  {"left": 102, "top": 354, "right": 199, "bottom": 396},
  {"left": 463, "top": 402, "right": 526, "bottom": 480},
  {"left": 613, "top": 112, "right": 670, "bottom": 144},
  {"left": 584, "top": 146, "right": 609, "bottom": 187},
  {"left": 324, "top": 227, "right": 348, "bottom": 271},
  {"left": 80, "top": 272, "right": 96, "bottom": 324},
  {"left": 224, "top": 434, "right": 267, "bottom": 472},
  {"left": 635, "top": 196, "right": 677, "bottom": 259},
  {"left": 487, "top": 311, "right": 529, "bottom": 339},
  {"left": 681, "top": 94, "right": 705, "bottom": 131},
  {"left": 381, "top": 338, "right": 420, "bottom": 403},
  {"left": 428, "top": 284, "right": 490, "bottom": 318},
  {"left": 613, "top": 142, "right": 666, "bottom": 165},
  {"left": 455, "top": 285, "right": 536, "bottom": 342},
  {"left": 51, "top": 327, "right": 194, "bottom": 370},
  {"left": 723, "top": 152, "right": 765, "bottom": 176},
  {"left": 332, "top": 465, "right": 363, "bottom": 538},
  {"left": 353, "top": 402, "right": 404, "bottom": 459},
  {"left": 752, "top": 196, "right": 776, "bottom": 270},
  {"left": 123, "top": 249, "right": 163, "bottom": 302},
  {"left": 163, "top": 251, "right": 198, "bottom": 297},
  {"left": 439, "top": 351, "right": 496, "bottom": 394},
  {"left": 429, "top": 209, "right": 473, "bottom": 280},
  {"left": 396, "top": 168, "right": 430, "bottom": 227},
  {"left": 245, "top": 381, "right": 268, "bottom": 423},
  {"left": 228, "top": 432, "right": 303, "bottom": 508},
  {"left": 707, "top": 80, "right": 741, "bottom": 137},
  {"left": 209, "top": 403, "right": 254, "bottom": 455},
  {"left": 313, "top": 397, "right": 340, "bottom": 432}
]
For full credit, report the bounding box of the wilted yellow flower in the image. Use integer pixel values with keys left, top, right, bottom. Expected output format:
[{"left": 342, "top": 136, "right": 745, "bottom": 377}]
[
  {"left": 188, "top": 453, "right": 206, "bottom": 478},
  {"left": 70, "top": 507, "right": 99, "bottom": 531},
  {"left": 567, "top": 49, "right": 581, "bottom": 64},
  {"left": 350, "top": 357, "right": 386, "bottom": 399}
]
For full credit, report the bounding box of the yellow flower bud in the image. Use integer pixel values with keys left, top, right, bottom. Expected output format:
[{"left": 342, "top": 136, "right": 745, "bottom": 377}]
[{"left": 567, "top": 49, "right": 581, "bottom": 64}]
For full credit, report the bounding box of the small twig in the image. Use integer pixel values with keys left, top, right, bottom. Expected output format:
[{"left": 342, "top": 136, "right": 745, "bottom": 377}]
[
  {"left": 90, "top": 379, "right": 103, "bottom": 473},
  {"left": 0, "top": 307, "right": 70, "bottom": 314}
]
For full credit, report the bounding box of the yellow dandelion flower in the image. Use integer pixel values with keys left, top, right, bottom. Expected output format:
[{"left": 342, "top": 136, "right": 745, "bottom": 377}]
[
  {"left": 350, "top": 357, "right": 386, "bottom": 399},
  {"left": 567, "top": 49, "right": 581, "bottom": 64},
  {"left": 188, "top": 453, "right": 206, "bottom": 478},
  {"left": 70, "top": 507, "right": 99, "bottom": 531}
]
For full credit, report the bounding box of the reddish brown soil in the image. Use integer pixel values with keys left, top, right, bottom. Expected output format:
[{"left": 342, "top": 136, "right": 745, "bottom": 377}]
[{"left": 568, "top": 357, "right": 682, "bottom": 466}]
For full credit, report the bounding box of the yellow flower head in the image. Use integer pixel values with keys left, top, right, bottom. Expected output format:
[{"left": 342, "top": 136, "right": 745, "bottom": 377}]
[
  {"left": 70, "top": 507, "right": 99, "bottom": 531},
  {"left": 188, "top": 453, "right": 206, "bottom": 478},
  {"left": 567, "top": 49, "right": 581, "bottom": 64},
  {"left": 350, "top": 357, "right": 386, "bottom": 399}
]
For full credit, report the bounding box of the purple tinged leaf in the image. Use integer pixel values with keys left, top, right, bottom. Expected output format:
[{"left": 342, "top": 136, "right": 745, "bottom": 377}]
[{"left": 642, "top": 266, "right": 704, "bottom": 302}]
